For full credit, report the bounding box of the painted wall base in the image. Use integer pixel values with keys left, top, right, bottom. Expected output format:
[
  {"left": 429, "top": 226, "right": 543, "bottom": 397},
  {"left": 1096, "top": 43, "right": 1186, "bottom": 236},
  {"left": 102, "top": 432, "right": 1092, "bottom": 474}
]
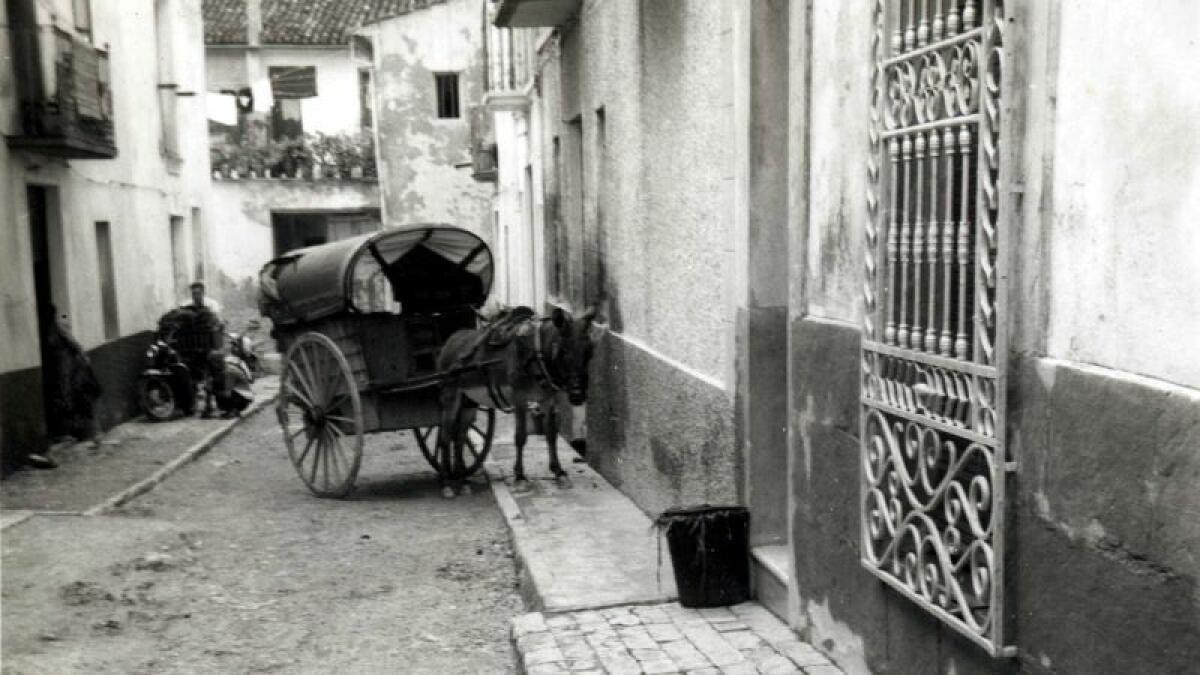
[
  {"left": 1, "top": 330, "right": 154, "bottom": 474},
  {"left": 588, "top": 331, "right": 739, "bottom": 518},
  {"left": 787, "top": 316, "right": 1200, "bottom": 674}
]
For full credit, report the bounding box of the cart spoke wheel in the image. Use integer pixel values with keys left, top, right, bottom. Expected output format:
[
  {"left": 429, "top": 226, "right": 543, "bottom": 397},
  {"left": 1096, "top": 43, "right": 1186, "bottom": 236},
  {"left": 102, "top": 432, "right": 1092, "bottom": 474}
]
[
  {"left": 440, "top": 406, "right": 495, "bottom": 479},
  {"left": 413, "top": 427, "right": 440, "bottom": 472},
  {"left": 457, "top": 407, "right": 496, "bottom": 477},
  {"left": 278, "top": 332, "right": 364, "bottom": 498}
]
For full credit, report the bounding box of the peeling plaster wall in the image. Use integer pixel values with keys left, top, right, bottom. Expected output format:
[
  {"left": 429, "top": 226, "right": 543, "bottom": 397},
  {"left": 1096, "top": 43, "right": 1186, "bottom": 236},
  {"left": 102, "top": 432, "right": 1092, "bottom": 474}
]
[
  {"left": 370, "top": 0, "right": 494, "bottom": 236},
  {"left": 785, "top": 2, "right": 1200, "bottom": 673}
]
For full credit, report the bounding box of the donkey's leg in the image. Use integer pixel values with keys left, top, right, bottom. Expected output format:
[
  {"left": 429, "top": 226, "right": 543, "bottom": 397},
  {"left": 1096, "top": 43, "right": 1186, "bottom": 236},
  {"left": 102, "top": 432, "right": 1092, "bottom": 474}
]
[
  {"left": 547, "top": 406, "right": 572, "bottom": 488},
  {"left": 438, "top": 387, "right": 461, "bottom": 499},
  {"left": 453, "top": 401, "right": 472, "bottom": 495},
  {"left": 512, "top": 402, "right": 532, "bottom": 493}
]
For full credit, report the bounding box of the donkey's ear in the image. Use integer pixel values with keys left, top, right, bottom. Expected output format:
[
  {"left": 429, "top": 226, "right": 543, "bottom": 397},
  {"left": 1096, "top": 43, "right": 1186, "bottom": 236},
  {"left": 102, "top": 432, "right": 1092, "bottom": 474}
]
[
  {"left": 551, "top": 307, "right": 567, "bottom": 328},
  {"left": 581, "top": 297, "right": 608, "bottom": 327}
]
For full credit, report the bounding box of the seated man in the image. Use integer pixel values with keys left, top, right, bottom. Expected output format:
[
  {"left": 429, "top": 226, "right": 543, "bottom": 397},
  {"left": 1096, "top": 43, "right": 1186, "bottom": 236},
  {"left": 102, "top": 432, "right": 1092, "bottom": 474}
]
[{"left": 180, "top": 281, "right": 225, "bottom": 418}]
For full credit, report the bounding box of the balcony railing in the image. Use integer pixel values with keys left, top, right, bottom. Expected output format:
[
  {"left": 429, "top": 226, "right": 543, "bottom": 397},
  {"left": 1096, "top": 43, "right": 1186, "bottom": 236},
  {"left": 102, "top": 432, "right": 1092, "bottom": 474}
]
[
  {"left": 483, "top": 2, "right": 541, "bottom": 111},
  {"left": 8, "top": 26, "right": 116, "bottom": 159}
]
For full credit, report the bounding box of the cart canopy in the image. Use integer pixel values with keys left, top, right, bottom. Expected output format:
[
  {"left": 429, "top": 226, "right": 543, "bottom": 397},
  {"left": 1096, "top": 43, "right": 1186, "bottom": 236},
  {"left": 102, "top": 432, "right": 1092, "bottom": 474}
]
[{"left": 258, "top": 224, "right": 493, "bottom": 326}]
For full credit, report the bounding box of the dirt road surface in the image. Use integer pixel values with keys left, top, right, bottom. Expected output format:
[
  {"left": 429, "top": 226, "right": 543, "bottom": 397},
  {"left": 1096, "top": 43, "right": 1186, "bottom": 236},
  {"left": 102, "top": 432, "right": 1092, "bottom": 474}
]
[{"left": 2, "top": 409, "right": 522, "bottom": 674}]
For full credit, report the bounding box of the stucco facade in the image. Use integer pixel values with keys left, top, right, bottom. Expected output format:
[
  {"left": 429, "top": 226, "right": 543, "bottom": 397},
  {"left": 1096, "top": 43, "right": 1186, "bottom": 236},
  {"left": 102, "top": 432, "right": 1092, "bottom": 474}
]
[
  {"left": 509, "top": 0, "right": 1200, "bottom": 672},
  {"left": 1, "top": 0, "right": 211, "bottom": 469},
  {"left": 783, "top": 2, "right": 1200, "bottom": 673},
  {"left": 518, "top": 0, "right": 745, "bottom": 516},
  {"left": 201, "top": 22, "right": 382, "bottom": 320},
  {"left": 363, "top": 0, "right": 495, "bottom": 237}
]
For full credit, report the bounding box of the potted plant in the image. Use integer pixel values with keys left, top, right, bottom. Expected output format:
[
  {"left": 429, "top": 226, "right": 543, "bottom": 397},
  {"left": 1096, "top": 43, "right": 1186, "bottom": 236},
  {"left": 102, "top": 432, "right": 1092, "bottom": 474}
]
[{"left": 210, "top": 143, "right": 232, "bottom": 179}]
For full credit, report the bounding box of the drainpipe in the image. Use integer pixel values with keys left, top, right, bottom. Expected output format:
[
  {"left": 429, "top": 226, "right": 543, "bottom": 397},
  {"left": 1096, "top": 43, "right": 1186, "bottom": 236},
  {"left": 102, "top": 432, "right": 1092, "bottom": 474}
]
[
  {"left": 244, "top": 0, "right": 262, "bottom": 98},
  {"left": 246, "top": 0, "right": 261, "bottom": 46}
]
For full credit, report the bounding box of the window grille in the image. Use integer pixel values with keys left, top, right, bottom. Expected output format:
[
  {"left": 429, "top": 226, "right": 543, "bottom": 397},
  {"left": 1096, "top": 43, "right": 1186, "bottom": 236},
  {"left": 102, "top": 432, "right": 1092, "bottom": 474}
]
[
  {"left": 860, "top": 0, "right": 1014, "bottom": 657},
  {"left": 435, "top": 73, "right": 461, "bottom": 119}
]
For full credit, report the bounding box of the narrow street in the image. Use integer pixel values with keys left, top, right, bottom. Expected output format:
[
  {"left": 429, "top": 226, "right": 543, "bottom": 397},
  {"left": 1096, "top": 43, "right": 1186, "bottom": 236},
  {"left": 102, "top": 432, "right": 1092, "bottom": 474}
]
[{"left": 1, "top": 409, "right": 522, "bottom": 674}]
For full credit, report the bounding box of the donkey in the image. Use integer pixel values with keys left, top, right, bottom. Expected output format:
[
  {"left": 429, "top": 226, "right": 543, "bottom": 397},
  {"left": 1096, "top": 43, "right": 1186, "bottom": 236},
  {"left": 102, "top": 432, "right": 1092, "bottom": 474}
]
[{"left": 434, "top": 304, "right": 605, "bottom": 497}]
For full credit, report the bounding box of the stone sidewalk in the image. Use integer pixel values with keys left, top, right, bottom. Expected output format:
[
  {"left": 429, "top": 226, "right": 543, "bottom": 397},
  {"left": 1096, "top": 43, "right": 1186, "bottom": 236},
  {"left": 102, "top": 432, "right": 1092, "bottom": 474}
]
[
  {"left": 485, "top": 434, "right": 677, "bottom": 612},
  {"left": 1, "top": 376, "right": 278, "bottom": 523},
  {"left": 512, "top": 602, "right": 843, "bottom": 675},
  {"left": 486, "top": 421, "right": 840, "bottom": 674}
]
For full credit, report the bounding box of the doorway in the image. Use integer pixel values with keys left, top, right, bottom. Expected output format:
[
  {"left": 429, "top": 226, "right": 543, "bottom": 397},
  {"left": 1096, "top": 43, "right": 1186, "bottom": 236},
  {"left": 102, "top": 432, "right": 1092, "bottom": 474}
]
[
  {"left": 271, "top": 209, "right": 381, "bottom": 256},
  {"left": 26, "top": 185, "right": 64, "bottom": 438}
]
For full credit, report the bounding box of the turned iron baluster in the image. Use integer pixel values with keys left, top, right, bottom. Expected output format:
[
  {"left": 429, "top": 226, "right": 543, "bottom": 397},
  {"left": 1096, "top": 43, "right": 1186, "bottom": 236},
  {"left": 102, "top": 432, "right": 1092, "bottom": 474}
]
[
  {"left": 899, "top": 134, "right": 913, "bottom": 349},
  {"left": 955, "top": 124, "right": 972, "bottom": 360},
  {"left": 940, "top": 126, "right": 956, "bottom": 356}
]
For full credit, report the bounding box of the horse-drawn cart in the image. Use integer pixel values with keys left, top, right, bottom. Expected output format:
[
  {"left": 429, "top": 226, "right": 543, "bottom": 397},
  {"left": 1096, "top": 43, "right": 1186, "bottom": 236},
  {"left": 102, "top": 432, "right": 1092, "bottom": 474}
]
[{"left": 258, "top": 224, "right": 497, "bottom": 497}]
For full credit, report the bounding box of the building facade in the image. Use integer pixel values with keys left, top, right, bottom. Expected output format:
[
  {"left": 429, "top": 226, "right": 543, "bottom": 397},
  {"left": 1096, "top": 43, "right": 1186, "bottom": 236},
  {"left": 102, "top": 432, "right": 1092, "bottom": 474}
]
[
  {"left": 496, "top": 0, "right": 1200, "bottom": 672},
  {"left": 471, "top": 6, "right": 547, "bottom": 308},
  {"left": 1, "top": 0, "right": 211, "bottom": 471},
  {"left": 359, "top": 0, "right": 495, "bottom": 242},
  {"left": 201, "top": 0, "right": 385, "bottom": 323}
]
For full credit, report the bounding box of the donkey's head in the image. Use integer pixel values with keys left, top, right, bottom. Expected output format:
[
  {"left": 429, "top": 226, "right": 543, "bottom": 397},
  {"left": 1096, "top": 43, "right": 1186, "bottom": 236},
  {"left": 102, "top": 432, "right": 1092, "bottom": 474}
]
[{"left": 548, "top": 304, "right": 606, "bottom": 406}]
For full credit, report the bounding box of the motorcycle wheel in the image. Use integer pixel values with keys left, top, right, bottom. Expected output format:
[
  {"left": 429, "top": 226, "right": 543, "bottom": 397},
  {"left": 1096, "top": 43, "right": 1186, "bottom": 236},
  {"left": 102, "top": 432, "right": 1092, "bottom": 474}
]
[{"left": 140, "top": 376, "right": 177, "bottom": 421}]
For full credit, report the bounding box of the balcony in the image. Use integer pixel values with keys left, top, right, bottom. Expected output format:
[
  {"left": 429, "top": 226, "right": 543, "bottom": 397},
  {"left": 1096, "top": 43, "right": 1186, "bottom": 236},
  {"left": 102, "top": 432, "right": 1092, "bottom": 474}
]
[
  {"left": 483, "top": 3, "right": 541, "bottom": 111},
  {"left": 7, "top": 26, "right": 116, "bottom": 159},
  {"left": 493, "top": 0, "right": 580, "bottom": 28}
]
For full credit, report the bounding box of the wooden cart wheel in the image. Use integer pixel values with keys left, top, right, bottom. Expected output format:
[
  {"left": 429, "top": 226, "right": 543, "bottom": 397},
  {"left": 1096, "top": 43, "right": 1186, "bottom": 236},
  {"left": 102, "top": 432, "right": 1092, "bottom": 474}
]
[
  {"left": 413, "top": 407, "right": 496, "bottom": 479},
  {"left": 277, "top": 332, "right": 364, "bottom": 498}
]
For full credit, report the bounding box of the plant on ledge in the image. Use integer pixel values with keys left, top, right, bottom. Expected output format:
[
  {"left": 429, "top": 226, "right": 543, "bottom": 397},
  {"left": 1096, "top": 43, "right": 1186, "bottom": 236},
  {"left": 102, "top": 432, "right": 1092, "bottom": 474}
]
[{"left": 210, "top": 132, "right": 376, "bottom": 180}]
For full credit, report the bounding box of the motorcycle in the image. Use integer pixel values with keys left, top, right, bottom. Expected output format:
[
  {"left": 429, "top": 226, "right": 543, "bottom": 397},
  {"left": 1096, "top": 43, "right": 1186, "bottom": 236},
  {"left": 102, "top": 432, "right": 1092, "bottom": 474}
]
[
  {"left": 226, "top": 321, "right": 261, "bottom": 379},
  {"left": 138, "top": 335, "right": 200, "bottom": 421},
  {"left": 138, "top": 312, "right": 258, "bottom": 421}
]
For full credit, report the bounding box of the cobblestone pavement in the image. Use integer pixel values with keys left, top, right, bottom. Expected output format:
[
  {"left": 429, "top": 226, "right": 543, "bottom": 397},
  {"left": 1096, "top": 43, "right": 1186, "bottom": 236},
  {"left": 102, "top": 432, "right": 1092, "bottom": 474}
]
[{"left": 512, "top": 602, "right": 843, "bottom": 675}]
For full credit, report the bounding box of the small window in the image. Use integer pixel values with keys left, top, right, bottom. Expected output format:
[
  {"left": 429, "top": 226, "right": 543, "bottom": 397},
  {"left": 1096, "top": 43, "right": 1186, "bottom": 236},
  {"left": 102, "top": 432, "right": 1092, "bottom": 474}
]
[
  {"left": 434, "top": 73, "right": 460, "bottom": 119},
  {"left": 74, "top": 0, "right": 92, "bottom": 39},
  {"left": 269, "top": 66, "right": 318, "bottom": 99},
  {"left": 95, "top": 222, "right": 119, "bottom": 340}
]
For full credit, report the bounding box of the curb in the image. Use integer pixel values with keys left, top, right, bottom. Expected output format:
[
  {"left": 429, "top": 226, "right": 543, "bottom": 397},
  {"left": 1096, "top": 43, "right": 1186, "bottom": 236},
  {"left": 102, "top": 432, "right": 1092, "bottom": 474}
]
[
  {"left": 485, "top": 469, "right": 547, "bottom": 612},
  {"left": 82, "top": 393, "right": 276, "bottom": 516},
  {"left": 0, "top": 511, "right": 35, "bottom": 533}
]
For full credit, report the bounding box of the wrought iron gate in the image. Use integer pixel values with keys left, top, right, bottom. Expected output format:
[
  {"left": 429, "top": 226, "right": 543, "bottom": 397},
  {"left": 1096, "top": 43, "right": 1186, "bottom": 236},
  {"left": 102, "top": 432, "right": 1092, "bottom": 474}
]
[{"left": 860, "top": 0, "right": 1015, "bottom": 656}]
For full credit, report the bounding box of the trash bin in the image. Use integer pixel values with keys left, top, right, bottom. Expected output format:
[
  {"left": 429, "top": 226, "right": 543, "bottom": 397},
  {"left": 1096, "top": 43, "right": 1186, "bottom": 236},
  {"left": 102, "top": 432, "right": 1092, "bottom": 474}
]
[{"left": 657, "top": 505, "right": 750, "bottom": 608}]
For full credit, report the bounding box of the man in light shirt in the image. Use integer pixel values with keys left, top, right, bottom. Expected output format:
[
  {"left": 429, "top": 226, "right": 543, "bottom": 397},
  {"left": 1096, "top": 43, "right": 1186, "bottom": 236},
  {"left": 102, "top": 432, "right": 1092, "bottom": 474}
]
[{"left": 186, "top": 281, "right": 223, "bottom": 317}]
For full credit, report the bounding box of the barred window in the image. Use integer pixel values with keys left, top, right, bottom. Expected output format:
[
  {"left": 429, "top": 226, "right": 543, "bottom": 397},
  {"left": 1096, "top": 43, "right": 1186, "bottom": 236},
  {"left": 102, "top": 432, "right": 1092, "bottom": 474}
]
[{"left": 859, "top": 0, "right": 1014, "bottom": 658}]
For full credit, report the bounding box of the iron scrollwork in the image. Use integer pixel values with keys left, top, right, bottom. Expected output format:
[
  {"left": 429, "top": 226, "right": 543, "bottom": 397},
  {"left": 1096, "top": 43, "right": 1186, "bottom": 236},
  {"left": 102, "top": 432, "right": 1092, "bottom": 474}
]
[{"left": 862, "top": 0, "right": 1012, "bottom": 656}]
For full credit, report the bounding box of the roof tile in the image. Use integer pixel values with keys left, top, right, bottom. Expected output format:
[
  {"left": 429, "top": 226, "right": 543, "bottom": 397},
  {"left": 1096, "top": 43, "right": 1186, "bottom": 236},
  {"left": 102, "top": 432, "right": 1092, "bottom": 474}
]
[{"left": 203, "top": 0, "right": 446, "bottom": 46}]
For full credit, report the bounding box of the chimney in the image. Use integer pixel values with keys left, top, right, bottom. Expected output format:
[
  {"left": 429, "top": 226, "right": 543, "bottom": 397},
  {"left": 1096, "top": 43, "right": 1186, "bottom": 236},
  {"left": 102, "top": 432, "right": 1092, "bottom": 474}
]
[{"left": 246, "top": 0, "right": 262, "bottom": 46}]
